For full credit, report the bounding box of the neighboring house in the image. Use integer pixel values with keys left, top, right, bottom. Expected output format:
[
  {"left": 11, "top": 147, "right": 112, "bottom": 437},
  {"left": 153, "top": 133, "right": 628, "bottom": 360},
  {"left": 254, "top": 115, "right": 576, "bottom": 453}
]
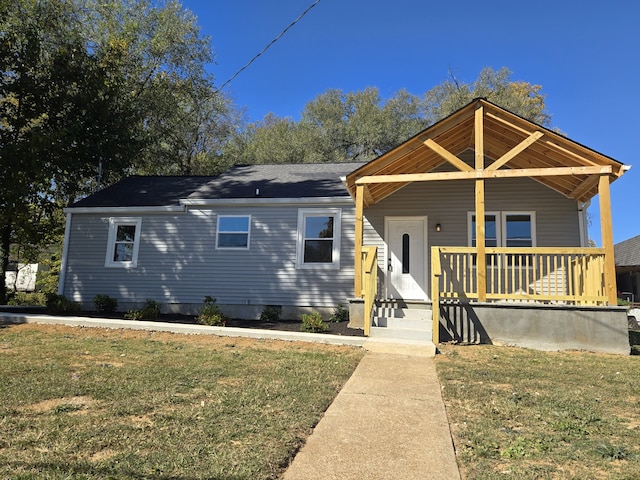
[
  {"left": 615, "top": 234, "right": 640, "bottom": 303},
  {"left": 59, "top": 99, "right": 631, "bottom": 353}
]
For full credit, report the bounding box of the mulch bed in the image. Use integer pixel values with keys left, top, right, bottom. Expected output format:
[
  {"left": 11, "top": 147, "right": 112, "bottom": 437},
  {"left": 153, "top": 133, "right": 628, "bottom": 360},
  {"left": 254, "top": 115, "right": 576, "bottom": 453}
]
[{"left": 0, "top": 306, "right": 364, "bottom": 337}]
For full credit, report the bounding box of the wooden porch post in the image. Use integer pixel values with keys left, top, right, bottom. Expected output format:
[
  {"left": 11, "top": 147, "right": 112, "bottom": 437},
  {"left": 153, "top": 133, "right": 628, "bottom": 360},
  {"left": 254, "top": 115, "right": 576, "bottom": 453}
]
[
  {"left": 598, "top": 174, "right": 617, "bottom": 305},
  {"left": 475, "top": 105, "right": 487, "bottom": 301},
  {"left": 354, "top": 184, "right": 364, "bottom": 298}
]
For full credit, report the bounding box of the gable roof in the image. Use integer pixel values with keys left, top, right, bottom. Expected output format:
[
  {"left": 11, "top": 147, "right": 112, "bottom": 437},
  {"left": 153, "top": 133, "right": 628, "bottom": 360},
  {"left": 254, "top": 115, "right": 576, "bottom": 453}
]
[
  {"left": 346, "top": 98, "right": 627, "bottom": 206},
  {"left": 615, "top": 235, "right": 640, "bottom": 267},
  {"left": 71, "top": 163, "right": 363, "bottom": 208}
]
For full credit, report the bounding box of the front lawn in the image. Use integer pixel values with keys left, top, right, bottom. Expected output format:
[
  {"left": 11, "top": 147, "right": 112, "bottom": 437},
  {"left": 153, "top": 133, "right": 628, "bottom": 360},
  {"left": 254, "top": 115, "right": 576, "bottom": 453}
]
[
  {"left": 0, "top": 324, "right": 363, "bottom": 479},
  {"left": 436, "top": 344, "right": 640, "bottom": 479}
]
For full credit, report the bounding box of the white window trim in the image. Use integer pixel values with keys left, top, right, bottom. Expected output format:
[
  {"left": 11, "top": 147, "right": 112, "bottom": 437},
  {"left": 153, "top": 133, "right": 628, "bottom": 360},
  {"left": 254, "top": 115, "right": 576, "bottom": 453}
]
[
  {"left": 216, "top": 215, "right": 251, "bottom": 250},
  {"left": 105, "top": 217, "right": 142, "bottom": 268},
  {"left": 467, "top": 211, "right": 500, "bottom": 247},
  {"left": 467, "top": 211, "right": 536, "bottom": 247},
  {"left": 501, "top": 211, "right": 537, "bottom": 247},
  {"left": 296, "top": 208, "right": 342, "bottom": 270}
]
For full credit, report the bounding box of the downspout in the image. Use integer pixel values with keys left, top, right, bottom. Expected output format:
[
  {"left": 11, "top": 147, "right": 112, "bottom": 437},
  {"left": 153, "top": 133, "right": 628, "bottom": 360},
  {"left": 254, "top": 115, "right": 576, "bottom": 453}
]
[
  {"left": 577, "top": 199, "right": 591, "bottom": 247},
  {"left": 57, "top": 212, "right": 72, "bottom": 295}
]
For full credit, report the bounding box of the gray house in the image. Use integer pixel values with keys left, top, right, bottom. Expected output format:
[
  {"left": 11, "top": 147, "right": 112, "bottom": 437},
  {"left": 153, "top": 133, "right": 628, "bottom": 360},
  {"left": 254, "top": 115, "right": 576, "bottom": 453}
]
[
  {"left": 59, "top": 163, "right": 363, "bottom": 319},
  {"left": 59, "top": 99, "right": 631, "bottom": 353},
  {"left": 615, "top": 234, "right": 640, "bottom": 303}
]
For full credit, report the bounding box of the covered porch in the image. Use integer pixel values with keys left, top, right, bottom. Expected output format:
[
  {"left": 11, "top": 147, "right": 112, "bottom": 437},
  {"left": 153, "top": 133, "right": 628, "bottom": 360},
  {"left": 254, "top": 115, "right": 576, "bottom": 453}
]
[{"left": 346, "top": 99, "right": 628, "bottom": 350}]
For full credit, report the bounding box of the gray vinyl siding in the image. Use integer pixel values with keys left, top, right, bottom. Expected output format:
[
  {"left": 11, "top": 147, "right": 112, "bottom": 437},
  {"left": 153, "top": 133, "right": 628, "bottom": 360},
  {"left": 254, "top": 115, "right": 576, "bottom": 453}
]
[
  {"left": 362, "top": 177, "right": 582, "bottom": 274},
  {"left": 62, "top": 203, "right": 355, "bottom": 308}
]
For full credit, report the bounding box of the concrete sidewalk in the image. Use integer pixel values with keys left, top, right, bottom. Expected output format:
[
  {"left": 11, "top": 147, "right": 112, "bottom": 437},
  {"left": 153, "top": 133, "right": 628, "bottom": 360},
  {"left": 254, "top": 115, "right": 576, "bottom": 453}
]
[{"left": 283, "top": 353, "right": 461, "bottom": 480}]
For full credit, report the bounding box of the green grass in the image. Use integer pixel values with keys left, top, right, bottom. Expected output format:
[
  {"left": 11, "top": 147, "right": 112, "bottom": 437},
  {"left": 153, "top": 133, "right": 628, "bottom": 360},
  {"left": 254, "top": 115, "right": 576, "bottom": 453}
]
[
  {"left": 436, "top": 345, "right": 640, "bottom": 480},
  {"left": 0, "top": 324, "right": 363, "bottom": 479}
]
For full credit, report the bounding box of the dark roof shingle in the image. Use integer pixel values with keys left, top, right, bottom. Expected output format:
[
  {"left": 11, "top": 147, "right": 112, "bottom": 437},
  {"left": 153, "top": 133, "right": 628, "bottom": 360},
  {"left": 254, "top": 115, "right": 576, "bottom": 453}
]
[
  {"left": 615, "top": 235, "right": 640, "bottom": 267},
  {"left": 71, "top": 163, "right": 363, "bottom": 208}
]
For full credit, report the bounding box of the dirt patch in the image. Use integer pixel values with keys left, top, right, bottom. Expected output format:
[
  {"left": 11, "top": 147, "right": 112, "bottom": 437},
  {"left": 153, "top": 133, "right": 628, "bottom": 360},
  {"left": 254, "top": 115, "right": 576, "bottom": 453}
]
[
  {"left": 2, "top": 323, "right": 361, "bottom": 353},
  {"left": 28, "top": 395, "right": 97, "bottom": 414}
]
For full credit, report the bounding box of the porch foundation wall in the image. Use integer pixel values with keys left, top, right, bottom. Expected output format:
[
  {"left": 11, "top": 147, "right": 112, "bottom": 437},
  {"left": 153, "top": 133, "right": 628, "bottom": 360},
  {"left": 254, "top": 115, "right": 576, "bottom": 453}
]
[{"left": 439, "top": 302, "right": 630, "bottom": 355}]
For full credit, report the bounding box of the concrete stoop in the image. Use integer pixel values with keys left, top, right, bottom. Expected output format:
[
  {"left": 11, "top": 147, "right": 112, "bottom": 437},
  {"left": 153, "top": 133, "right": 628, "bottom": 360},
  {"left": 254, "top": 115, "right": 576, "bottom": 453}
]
[{"left": 370, "top": 301, "right": 434, "bottom": 346}]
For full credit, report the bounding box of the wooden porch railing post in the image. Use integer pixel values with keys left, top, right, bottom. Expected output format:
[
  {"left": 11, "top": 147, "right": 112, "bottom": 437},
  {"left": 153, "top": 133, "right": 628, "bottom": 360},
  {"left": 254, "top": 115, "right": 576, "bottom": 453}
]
[
  {"left": 474, "top": 105, "right": 487, "bottom": 302},
  {"left": 598, "top": 175, "right": 617, "bottom": 305},
  {"left": 354, "top": 184, "right": 364, "bottom": 298},
  {"left": 431, "top": 246, "right": 441, "bottom": 345}
]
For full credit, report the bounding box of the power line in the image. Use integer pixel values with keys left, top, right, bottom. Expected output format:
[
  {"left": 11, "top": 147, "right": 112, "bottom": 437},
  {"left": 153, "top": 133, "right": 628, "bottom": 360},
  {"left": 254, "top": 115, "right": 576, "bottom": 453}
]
[{"left": 215, "top": 0, "right": 321, "bottom": 92}]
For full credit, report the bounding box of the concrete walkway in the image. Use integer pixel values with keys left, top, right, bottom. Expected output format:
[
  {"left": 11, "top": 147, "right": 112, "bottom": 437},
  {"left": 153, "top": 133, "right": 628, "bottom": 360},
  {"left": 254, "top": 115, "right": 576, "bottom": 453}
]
[
  {"left": 283, "top": 353, "right": 460, "bottom": 480},
  {"left": 0, "top": 312, "right": 460, "bottom": 479}
]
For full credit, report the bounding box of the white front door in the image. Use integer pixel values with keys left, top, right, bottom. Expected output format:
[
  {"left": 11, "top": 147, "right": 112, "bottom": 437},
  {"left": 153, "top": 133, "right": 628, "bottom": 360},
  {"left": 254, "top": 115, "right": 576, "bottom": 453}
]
[{"left": 386, "top": 217, "right": 428, "bottom": 300}]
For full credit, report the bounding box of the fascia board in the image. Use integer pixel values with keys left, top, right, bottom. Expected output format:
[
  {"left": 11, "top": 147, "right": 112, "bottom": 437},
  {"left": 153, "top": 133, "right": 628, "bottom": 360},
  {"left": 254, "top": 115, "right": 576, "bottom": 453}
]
[{"left": 179, "top": 196, "right": 354, "bottom": 207}]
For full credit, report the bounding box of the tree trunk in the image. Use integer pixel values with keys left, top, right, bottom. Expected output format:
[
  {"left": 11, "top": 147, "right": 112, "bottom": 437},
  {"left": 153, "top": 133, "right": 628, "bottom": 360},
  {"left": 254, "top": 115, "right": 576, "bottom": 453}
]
[{"left": 0, "top": 223, "right": 11, "bottom": 304}]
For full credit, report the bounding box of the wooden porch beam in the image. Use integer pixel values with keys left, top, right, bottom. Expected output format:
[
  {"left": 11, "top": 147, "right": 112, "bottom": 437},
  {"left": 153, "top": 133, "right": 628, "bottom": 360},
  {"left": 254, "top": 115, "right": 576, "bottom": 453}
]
[
  {"left": 475, "top": 106, "right": 487, "bottom": 302},
  {"left": 598, "top": 175, "right": 617, "bottom": 305},
  {"left": 569, "top": 174, "right": 600, "bottom": 201},
  {"left": 423, "top": 139, "right": 473, "bottom": 172},
  {"left": 355, "top": 165, "right": 613, "bottom": 185},
  {"left": 354, "top": 185, "right": 364, "bottom": 298},
  {"left": 486, "top": 131, "right": 544, "bottom": 171}
]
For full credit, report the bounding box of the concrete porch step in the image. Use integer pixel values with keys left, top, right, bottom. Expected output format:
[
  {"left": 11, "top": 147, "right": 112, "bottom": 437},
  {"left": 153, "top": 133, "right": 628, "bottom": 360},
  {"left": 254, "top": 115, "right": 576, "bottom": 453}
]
[
  {"left": 369, "top": 325, "right": 432, "bottom": 341},
  {"left": 363, "top": 337, "right": 436, "bottom": 357}
]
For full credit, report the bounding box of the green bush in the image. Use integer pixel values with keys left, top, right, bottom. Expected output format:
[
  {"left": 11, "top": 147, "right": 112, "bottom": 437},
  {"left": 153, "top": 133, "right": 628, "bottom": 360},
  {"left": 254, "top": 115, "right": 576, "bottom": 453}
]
[
  {"left": 124, "top": 299, "right": 161, "bottom": 321},
  {"left": 7, "top": 291, "right": 47, "bottom": 306},
  {"left": 260, "top": 305, "right": 281, "bottom": 323},
  {"left": 196, "top": 296, "right": 227, "bottom": 326},
  {"left": 45, "top": 294, "right": 81, "bottom": 315},
  {"left": 300, "top": 311, "right": 328, "bottom": 333},
  {"left": 329, "top": 303, "right": 349, "bottom": 323},
  {"left": 93, "top": 294, "right": 118, "bottom": 313}
]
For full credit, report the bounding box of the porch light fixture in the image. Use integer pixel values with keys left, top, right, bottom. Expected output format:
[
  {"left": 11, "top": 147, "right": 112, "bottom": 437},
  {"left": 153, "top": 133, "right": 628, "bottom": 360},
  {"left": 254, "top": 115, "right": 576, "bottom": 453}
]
[{"left": 435, "top": 223, "right": 441, "bottom": 232}]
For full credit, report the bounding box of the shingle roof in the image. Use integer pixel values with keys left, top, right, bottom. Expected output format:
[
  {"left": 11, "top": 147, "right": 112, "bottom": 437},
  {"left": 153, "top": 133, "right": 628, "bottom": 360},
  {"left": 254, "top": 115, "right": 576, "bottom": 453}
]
[
  {"left": 71, "top": 163, "right": 363, "bottom": 208},
  {"left": 614, "top": 235, "right": 640, "bottom": 267}
]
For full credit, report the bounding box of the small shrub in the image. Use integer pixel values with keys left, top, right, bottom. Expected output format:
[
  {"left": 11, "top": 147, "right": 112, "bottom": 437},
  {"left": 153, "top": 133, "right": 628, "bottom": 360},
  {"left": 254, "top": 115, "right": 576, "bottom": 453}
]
[
  {"left": 300, "top": 311, "right": 328, "bottom": 333},
  {"left": 329, "top": 303, "right": 349, "bottom": 323},
  {"left": 124, "top": 299, "right": 161, "bottom": 321},
  {"left": 45, "top": 294, "right": 81, "bottom": 315},
  {"left": 196, "top": 296, "right": 227, "bottom": 326},
  {"left": 7, "top": 291, "right": 47, "bottom": 306},
  {"left": 124, "top": 309, "right": 144, "bottom": 321},
  {"left": 93, "top": 294, "right": 118, "bottom": 314},
  {"left": 260, "top": 305, "right": 281, "bottom": 323}
]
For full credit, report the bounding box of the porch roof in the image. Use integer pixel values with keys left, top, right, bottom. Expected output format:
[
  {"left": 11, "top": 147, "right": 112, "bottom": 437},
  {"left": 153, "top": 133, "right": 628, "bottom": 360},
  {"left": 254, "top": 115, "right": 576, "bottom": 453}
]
[{"left": 345, "top": 98, "right": 627, "bottom": 206}]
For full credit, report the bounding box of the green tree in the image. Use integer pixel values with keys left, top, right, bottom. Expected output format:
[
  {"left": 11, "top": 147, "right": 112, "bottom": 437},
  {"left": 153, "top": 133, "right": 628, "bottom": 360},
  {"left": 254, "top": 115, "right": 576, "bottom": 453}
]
[
  {"left": 225, "top": 67, "right": 550, "bottom": 165},
  {"left": 0, "top": 0, "right": 235, "bottom": 302}
]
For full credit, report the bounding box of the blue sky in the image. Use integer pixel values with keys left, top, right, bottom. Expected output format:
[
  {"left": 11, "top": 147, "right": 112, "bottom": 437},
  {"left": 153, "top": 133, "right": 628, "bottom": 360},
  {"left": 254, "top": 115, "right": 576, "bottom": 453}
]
[{"left": 181, "top": 0, "right": 639, "bottom": 245}]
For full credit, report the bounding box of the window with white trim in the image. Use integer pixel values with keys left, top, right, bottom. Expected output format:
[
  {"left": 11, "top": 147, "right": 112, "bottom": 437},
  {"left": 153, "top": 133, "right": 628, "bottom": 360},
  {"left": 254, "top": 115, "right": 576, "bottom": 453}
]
[
  {"left": 468, "top": 211, "right": 536, "bottom": 247},
  {"left": 217, "top": 215, "right": 251, "bottom": 249},
  {"left": 105, "top": 217, "right": 142, "bottom": 268},
  {"left": 296, "top": 208, "right": 341, "bottom": 269}
]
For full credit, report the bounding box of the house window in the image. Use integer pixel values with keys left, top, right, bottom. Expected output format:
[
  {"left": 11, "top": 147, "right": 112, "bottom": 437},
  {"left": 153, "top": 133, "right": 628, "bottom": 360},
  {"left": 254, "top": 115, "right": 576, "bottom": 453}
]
[
  {"left": 217, "top": 215, "right": 251, "bottom": 249},
  {"left": 105, "top": 217, "right": 142, "bottom": 268},
  {"left": 503, "top": 213, "right": 534, "bottom": 247},
  {"left": 467, "top": 212, "right": 536, "bottom": 247},
  {"left": 296, "top": 208, "right": 342, "bottom": 269},
  {"left": 469, "top": 213, "right": 500, "bottom": 247}
]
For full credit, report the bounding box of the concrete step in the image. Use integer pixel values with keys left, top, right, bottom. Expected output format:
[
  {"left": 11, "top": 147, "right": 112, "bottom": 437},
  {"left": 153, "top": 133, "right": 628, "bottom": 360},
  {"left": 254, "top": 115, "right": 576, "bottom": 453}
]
[
  {"left": 375, "top": 316, "right": 431, "bottom": 330},
  {"left": 369, "top": 325, "right": 432, "bottom": 341},
  {"left": 363, "top": 337, "right": 436, "bottom": 357}
]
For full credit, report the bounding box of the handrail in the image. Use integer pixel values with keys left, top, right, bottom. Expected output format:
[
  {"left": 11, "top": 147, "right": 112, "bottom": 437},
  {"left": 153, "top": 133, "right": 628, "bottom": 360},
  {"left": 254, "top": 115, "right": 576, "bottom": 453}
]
[
  {"left": 361, "top": 246, "right": 378, "bottom": 337},
  {"left": 431, "top": 246, "right": 609, "bottom": 308}
]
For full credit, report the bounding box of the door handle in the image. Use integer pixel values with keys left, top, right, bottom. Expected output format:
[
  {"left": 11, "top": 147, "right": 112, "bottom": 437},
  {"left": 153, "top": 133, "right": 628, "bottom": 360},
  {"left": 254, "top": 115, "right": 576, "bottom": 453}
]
[{"left": 387, "top": 259, "right": 392, "bottom": 271}]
